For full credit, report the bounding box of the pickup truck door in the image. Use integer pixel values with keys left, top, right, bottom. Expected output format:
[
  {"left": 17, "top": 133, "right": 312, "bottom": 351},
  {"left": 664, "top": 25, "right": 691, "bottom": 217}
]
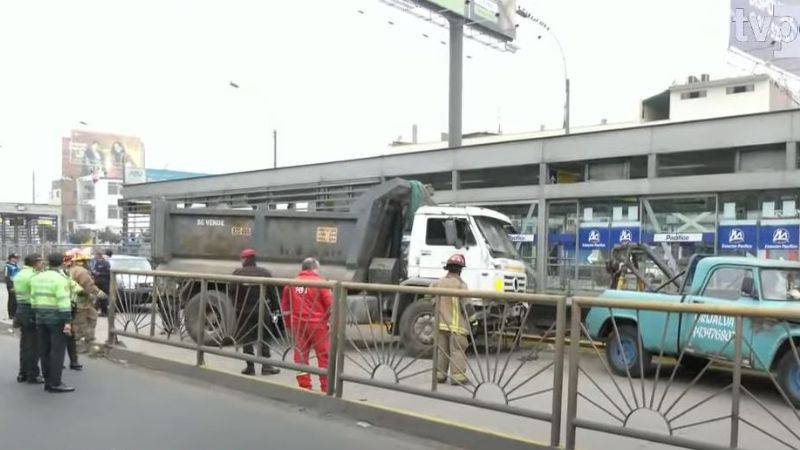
[{"left": 679, "top": 266, "right": 756, "bottom": 363}]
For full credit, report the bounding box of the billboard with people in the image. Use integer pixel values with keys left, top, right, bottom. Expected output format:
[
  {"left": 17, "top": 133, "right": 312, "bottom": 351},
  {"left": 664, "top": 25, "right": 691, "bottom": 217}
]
[{"left": 62, "top": 130, "right": 145, "bottom": 181}]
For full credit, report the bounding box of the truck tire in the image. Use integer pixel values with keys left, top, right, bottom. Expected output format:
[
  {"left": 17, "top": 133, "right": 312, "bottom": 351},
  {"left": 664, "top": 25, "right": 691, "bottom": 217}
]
[
  {"left": 399, "top": 299, "right": 435, "bottom": 358},
  {"left": 606, "top": 324, "right": 653, "bottom": 377},
  {"left": 184, "top": 290, "right": 237, "bottom": 346},
  {"left": 777, "top": 350, "right": 800, "bottom": 408}
]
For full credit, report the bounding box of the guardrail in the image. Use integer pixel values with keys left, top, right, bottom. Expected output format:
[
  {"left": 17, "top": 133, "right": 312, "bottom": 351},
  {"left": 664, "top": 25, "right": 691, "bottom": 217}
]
[{"left": 107, "top": 269, "right": 800, "bottom": 450}]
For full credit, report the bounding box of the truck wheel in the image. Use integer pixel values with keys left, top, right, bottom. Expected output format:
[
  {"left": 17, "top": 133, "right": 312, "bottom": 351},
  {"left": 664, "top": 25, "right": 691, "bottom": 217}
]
[
  {"left": 399, "top": 299, "right": 435, "bottom": 358},
  {"left": 606, "top": 324, "right": 653, "bottom": 377},
  {"left": 184, "top": 290, "right": 237, "bottom": 346},
  {"left": 777, "top": 351, "right": 800, "bottom": 408}
]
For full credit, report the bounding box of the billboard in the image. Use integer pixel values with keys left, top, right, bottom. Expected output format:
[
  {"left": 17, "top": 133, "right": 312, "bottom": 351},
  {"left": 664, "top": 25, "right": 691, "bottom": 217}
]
[
  {"left": 62, "top": 130, "right": 145, "bottom": 181},
  {"left": 421, "top": 0, "right": 516, "bottom": 41},
  {"left": 729, "top": 0, "right": 800, "bottom": 76}
]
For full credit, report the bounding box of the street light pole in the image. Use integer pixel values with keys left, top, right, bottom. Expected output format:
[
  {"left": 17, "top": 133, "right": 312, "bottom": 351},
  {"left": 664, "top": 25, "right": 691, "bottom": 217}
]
[
  {"left": 448, "top": 17, "right": 464, "bottom": 148},
  {"left": 272, "top": 129, "right": 277, "bottom": 168}
]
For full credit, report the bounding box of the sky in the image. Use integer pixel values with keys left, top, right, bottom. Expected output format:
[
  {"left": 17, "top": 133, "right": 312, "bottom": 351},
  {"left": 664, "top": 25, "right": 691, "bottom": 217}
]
[{"left": 0, "top": 0, "right": 745, "bottom": 203}]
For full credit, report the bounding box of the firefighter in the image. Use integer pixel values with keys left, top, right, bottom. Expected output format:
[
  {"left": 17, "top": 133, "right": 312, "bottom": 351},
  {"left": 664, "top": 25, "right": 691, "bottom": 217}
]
[
  {"left": 280, "top": 258, "right": 333, "bottom": 392},
  {"left": 232, "top": 248, "right": 280, "bottom": 376},
  {"left": 69, "top": 249, "right": 107, "bottom": 355},
  {"left": 434, "top": 253, "right": 471, "bottom": 386},
  {"left": 13, "top": 253, "right": 44, "bottom": 384},
  {"left": 31, "top": 253, "right": 75, "bottom": 393},
  {"left": 62, "top": 250, "right": 84, "bottom": 370}
]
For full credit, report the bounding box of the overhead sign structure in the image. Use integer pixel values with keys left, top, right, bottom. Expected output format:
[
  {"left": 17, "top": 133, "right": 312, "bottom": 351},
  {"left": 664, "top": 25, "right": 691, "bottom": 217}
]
[
  {"left": 421, "top": 0, "right": 517, "bottom": 41},
  {"left": 718, "top": 224, "right": 757, "bottom": 253},
  {"left": 759, "top": 223, "right": 800, "bottom": 250}
]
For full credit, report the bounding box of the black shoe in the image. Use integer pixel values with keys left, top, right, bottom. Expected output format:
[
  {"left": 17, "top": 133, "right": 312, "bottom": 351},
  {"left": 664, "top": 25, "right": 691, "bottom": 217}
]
[
  {"left": 27, "top": 376, "right": 45, "bottom": 384},
  {"left": 261, "top": 365, "right": 280, "bottom": 376},
  {"left": 16, "top": 374, "right": 26, "bottom": 383},
  {"left": 69, "top": 364, "right": 83, "bottom": 371},
  {"left": 241, "top": 366, "right": 256, "bottom": 376},
  {"left": 47, "top": 384, "right": 76, "bottom": 393}
]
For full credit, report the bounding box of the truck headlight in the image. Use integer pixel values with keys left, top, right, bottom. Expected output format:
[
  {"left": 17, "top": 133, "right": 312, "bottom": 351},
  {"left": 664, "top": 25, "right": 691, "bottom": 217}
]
[{"left": 493, "top": 278, "right": 504, "bottom": 292}]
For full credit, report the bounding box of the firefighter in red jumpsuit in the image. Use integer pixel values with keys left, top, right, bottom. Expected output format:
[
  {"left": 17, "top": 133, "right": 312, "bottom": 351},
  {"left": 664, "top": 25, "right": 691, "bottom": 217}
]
[{"left": 280, "top": 257, "right": 333, "bottom": 392}]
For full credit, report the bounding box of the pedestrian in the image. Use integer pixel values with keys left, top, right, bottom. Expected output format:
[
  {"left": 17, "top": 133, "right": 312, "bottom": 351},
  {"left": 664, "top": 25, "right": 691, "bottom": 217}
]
[
  {"left": 280, "top": 258, "right": 333, "bottom": 392},
  {"left": 13, "top": 253, "right": 44, "bottom": 384},
  {"left": 232, "top": 248, "right": 280, "bottom": 376},
  {"left": 90, "top": 249, "right": 111, "bottom": 316},
  {"left": 434, "top": 254, "right": 471, "bottom": 386},
  {"left": 31, "top": 253, "right": 75, "bottom": 393},
  {"left": 68, "top": 249, "right": 107, "bottom": 355},
  {"left": 5, "top": 253, "right": 21, "bottom": 320}
]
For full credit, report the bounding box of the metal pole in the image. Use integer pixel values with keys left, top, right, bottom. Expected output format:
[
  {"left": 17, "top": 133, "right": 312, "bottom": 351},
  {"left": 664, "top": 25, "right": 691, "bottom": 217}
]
[
  {"left": 730, "top": 315, "right": 743, "bottom": 448},
  {"left": 333, "top": 283, "right": 347, "bottom": 398},
  {"left": 448, "top": 17, "right": 464, "bottom": 149},
  {"left": 564, "top": 78, "right": 570, "bottom": 134},
  {"left": 326, "top": 282, "right": 341, "bottom": 397},
  {"left": 432, "top": 296, "right": 440, "bottom": 392},
  {"left": 257, "top": 285, "right": 265, "bottom": 360},
  {"left": 565, "top": 301, "right": 581, "bottom": 450},
  {"left": 31, "top": 171, "right": 36, "bottom": 203},
  {"left": 149, "top": 276, "right": 157, "bottom": 337},
  {"left": 550, "top": 296, "right": 567, "bottom": 447},
  {"left": 196, "top": 280, "right": 208, "bottom": 367},
  {"left": 106, "top": 273, "right": 118, "bottom": 346},
  {"left": 272, "top": 129, "right": 277, "bottom": 169}
]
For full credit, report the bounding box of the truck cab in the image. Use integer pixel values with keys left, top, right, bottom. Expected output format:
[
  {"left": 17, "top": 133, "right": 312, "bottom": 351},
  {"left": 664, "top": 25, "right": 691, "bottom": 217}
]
[
  {"left": 406, "top": 206, "right": 527, "bottom": 294},
  {"left": 585, "top": 256, "right": 800, "bottom": 407}
]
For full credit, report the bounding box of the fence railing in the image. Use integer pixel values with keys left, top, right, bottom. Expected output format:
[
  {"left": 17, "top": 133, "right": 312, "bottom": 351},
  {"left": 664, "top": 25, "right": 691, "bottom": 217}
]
[
  {"left": 107, "top": 269, "right": 800, "bottom": 450},
  {"left": 0, "top": 244, "right": 143, "bottom": 262}
]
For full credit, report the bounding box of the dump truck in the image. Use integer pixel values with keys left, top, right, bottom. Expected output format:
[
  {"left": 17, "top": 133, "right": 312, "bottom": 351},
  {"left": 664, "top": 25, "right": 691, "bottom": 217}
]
[{"left": 146, "top": 178, "right": 531, "bottom": 355}]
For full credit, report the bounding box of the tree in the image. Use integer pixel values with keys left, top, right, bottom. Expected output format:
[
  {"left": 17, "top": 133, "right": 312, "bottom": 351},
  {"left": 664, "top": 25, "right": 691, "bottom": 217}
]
[
  {"left": 68, "top": 229, "right": 93, "bottom": 245},
  {"left": 97, "top": 227, "right": 121, "bottom": 244}
]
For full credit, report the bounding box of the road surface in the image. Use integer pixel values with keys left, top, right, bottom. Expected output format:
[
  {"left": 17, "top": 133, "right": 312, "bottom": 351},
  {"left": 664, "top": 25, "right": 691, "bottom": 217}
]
[{"left": 0, "top": 332, "right": 452, "bottom": 450}]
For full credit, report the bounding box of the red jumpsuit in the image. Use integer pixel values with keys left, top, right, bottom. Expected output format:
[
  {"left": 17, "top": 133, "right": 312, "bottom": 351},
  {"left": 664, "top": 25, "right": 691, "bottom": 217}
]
[{"left": 280, "top": 270, "right": 333, "bottom": 391}]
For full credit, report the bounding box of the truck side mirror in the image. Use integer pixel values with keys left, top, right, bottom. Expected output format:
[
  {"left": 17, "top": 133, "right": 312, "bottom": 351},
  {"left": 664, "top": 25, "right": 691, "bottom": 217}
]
[
  {"left": 741, "top": 277, "right": 756, "bottom": 299},
  {"left": 443, "top": 219, "right": 462, "bottom": 249}
]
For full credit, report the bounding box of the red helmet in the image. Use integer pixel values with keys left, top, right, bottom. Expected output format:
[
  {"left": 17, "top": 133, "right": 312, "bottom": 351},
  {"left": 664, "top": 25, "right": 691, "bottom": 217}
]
[
  {"left": 240, "top": 248, "right": 257, "bottom": 259},
  {"left": 444, "top": 253, "right": 466, "bottom": 269}
]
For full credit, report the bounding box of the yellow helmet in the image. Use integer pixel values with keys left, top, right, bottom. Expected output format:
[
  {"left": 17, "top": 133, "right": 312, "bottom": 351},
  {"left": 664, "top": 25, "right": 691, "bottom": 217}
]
[{"left": 73, "top": 248, "right": 92, "bottom": 262}]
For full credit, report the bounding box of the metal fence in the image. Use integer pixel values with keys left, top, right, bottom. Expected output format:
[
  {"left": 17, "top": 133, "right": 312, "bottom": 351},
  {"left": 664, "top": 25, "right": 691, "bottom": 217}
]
[
  {"left": 0, "top": 243, "right": 142, "bottom": 262},
  {"left": 107, "top": 269, "right": 800, "bottom": 450}
]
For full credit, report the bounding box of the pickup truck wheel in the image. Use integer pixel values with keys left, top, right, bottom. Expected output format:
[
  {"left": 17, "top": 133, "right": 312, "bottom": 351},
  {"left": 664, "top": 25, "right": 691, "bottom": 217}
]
[
  {"left": 777, "top": 351, "right": 800, "bottom": 408},
  {"left": 184, "top": 290, "right": 237, "bottom": 346},
  {"left": 606, "top": 325, "right": 653, "bottom": 377},
  {"left": 399, "top": 299, "right": 435, "bottom": 358}
]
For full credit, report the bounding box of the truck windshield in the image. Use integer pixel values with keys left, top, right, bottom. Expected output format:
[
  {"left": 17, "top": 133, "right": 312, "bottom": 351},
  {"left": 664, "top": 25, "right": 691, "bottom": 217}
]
[
  {"left": 474, "top": 216, "right": 519, "bottom": 259},
  {"left": 760, "top": 269, "right": 800, "bottom": 301}
]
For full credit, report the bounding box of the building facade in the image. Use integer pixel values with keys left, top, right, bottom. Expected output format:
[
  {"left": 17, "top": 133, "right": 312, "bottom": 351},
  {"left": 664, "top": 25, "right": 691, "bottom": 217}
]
[
  {"left": 121, "top": 108, "right": 800, "bottom": 293},
  {"left": 0, "top": 203, "right": 60, "bottom": 247}
]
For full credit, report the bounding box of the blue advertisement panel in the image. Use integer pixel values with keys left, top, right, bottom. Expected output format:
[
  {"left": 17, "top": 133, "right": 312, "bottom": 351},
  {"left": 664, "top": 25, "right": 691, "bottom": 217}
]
[
  {"left": 579, "top": 227, "right": 610, "bottom": 250},
  {"left": 718, "top": 224, "right": 757, "bottom": 253},
  {"left": 610, "top": 226, "right": 640, "bottom": 246},
  {"left": 759, "top": 224, "right": 800, "bottom": 250}
]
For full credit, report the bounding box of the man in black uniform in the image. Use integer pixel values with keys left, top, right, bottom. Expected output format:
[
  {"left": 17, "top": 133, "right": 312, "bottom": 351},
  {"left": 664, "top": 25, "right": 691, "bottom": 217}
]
[{"left": 233, "top": 249, "right": 280, "bottom": 376}]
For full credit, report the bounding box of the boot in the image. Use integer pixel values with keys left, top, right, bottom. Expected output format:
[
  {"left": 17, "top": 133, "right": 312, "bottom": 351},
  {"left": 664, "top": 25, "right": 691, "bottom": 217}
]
[
  {"left": 26, "top": 375, "right": 45, "bottom": 384},
  {"left": 46, "top": 384, "right": 76, "bottom": 393},
  {"left": 70, "top": 364, "right": 83, "bottom": 371},
  {"left": 241, "top": 364, "right": 256, "bottom": 376},
  {"left": 261, "top": 365, "right": 280, "bottom": 375}
]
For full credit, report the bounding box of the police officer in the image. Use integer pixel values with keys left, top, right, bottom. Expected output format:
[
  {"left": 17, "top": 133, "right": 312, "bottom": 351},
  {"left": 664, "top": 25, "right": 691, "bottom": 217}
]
[
  {"left": 31, "top": 253, "right": 75, "bottom": 393},
  {"left": 434, "top": 254, "right": 471, "bottom": 386},
  {"left": 14, "top": 253, "right": 44, "bottom": 384},
  {"left": 5, "top": 253, "right": 20, "bottom": 319}
]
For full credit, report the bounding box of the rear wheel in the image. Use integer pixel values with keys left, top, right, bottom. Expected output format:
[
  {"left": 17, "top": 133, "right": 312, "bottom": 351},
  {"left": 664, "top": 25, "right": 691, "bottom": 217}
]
[
  {"left": 399, "top": 299, "right": 435, "bottom": 358},
  {"left": 184, "top": 290, "right": 237, "bottom": 346},
  {"left": 777, "top": 351, "right": 800, "bottom": 408},
  {"left": 606, "top": 324, "right": 653, "bottom": 377}
]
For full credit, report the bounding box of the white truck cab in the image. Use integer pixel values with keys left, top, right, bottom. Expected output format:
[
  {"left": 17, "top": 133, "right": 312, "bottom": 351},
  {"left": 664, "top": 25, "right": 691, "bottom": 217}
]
[{"left": 406, "top": 205, "right": 527, "bottom": 293}]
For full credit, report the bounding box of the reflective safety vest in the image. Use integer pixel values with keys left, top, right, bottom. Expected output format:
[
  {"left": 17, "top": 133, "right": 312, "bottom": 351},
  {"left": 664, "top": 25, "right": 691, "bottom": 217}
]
[
  {"left": 30, "top": 270, "right": 73, "bottom": 325},
  {"left": 13, "top": 266, "right": 37, "bottom": 305}
]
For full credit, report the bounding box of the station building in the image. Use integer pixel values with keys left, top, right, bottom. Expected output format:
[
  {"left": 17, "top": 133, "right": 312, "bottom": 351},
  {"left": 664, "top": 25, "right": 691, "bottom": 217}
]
[{"left": 121, "top": 75, "right": 800, "bottom": 293}]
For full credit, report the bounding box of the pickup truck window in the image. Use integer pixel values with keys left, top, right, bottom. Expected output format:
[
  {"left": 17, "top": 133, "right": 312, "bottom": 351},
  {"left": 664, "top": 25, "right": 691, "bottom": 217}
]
[
  {"left": 760, "top": 269, "right": 800, "bottom": 301},
  {"left": 426, "top": 218, "right": 476, "bottom": 247},
  {"left": 702, "top": 267, "right": 752, "bottom": 301}
]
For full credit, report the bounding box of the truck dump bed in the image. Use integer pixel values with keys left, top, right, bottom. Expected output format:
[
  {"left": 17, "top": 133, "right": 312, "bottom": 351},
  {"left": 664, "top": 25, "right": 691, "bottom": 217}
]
[{"left": 150, "top": 179, "right": 431, "bottom": 282}]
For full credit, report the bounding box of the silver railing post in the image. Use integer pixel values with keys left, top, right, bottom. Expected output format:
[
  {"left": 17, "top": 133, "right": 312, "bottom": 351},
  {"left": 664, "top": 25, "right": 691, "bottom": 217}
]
[
  {"left": 196, "top": 279, "right": 208, "bottom": 367},
  {"left": 551, "top": 295, "right": 567, "bottom": 447},
  {"left": 256, "top": 284, "right": 266, "bottom": 360},
  {"left": 106, "top": 272, "right": 118, "bottom": 346},
  {"left": 431, "top": 295, "right": 441, "bottom": 392},
  {"left": 565, "top": 299, "right": 581, "bottom": 450},
  {"left": 731, "top": 315, "right": 743, "bottom": 448},
  {"left": 149, "top": 275, "right": 158, "bottom": 337},
  {"left": 333, "top": 282, "right": 347, "bottom": 398}
]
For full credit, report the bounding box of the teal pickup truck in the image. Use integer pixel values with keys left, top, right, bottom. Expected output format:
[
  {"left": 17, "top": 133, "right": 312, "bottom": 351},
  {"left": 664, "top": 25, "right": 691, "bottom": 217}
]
[{"left": 585, "top": 256, "right": 800, "bottom": 406}]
